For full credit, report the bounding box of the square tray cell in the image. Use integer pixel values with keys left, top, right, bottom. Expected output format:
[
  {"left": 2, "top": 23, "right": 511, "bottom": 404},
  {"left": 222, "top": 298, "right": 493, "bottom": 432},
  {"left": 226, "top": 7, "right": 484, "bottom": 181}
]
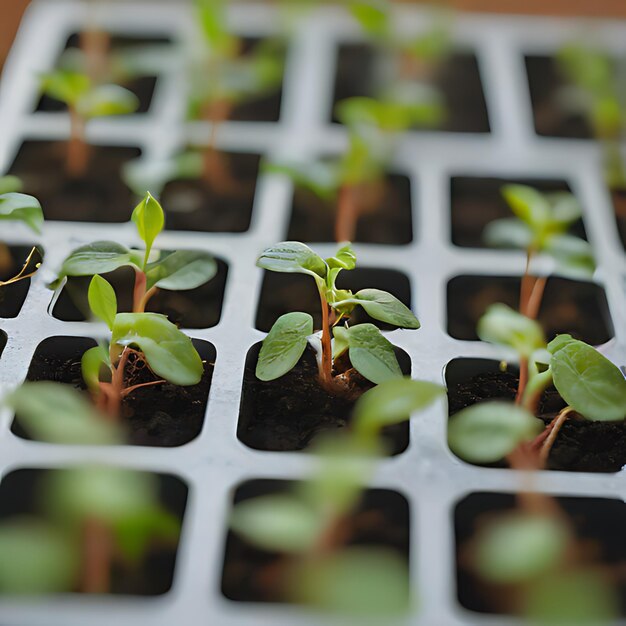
[
  {"left": 158, "top": 152, "right": 260, "bottom": 232},
  {"left": 15, "top": 335, "right": 214, "bottom": 447},
  {"left": 331, "top": 44, "right": 490, "bottom": 133},
  {"left": 51, "top": 257, "right": 228, "bottom": 329},
  {"left": 445, "top": 357, "right": 626, "bottom": 472},
  {"left": 454, "top": 492, "right": 626, "bottom": 616},
  {"left": 0, "top": 467, "right": 188, "bottom": 596},
  {"left": 446, "top": 275, "right": 613, "bottom": 345},
  {"left": 256, "top": 267, "right": 413, "bottom": 333},
  {"left": 450, "top": 176, "right": 585, "bottom": 248},
  {"left": 0, "top": 245, "right": 43, "bottom": 318},
  {"left": 221, "top": 479, "right": 410, "bottom": 603},
  {"left": 286, "top": 172, "right": 413, "bottom": 245},
  {"left": 238, "top": 342, "right": 411, "bottom": 453},
  {"left": 9, "top": 141, "right": 140, "bottom": 222}
]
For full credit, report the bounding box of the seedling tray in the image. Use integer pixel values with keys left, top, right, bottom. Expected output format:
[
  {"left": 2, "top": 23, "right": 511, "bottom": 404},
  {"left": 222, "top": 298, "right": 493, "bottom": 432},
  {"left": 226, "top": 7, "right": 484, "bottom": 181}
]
[{"left": 0, "top": 2, "right": 625, "bottom": 625}]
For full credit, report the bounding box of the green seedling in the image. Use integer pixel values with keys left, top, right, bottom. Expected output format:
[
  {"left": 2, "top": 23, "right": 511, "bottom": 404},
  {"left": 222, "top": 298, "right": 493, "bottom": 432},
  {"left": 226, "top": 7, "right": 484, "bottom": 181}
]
[
  {"left": 255, "top": 241, "right": 419, "bottom": 392},
  {"left": 0, "top": 465, "right": 179, "bottom": 594},
  {"left": 50, "top": 192, "right": 217, "bottom": 315},
  {"left": 230, "top": 377, "right": 442, "bottom": 614},
  {"left": 40, "top": 69, "right": 138, "bottom": 177}
]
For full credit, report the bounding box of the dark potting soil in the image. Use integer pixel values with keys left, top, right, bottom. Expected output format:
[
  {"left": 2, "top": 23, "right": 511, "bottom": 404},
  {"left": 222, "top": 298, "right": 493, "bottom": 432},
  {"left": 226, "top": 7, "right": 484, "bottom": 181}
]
[
  {"left": 454, "top": 492, "right": 626, "bottom": 616},
  {"left": 14, "top": 335, "right": 214, "bottom": 447},
  {"left": 525, "top": 55, "right": 593, "bottom": 139},
  {"left": 9, "top": 141, "right": 140, "bottom": 222},
  {"left": 221, "top": 479, "right": 410, "bottom": 604},
  {"left": 331, "top": 44, "right": 490, "bottom": 133},
  {"left": 446, "top": 275, "right": 613, "bottom": 346},
  {"left": 0, "top": 468, "right": 187, "bottom": 596},
  {"left": 52, "top": 258, "right": 228, "bottom": 329},
  {"left": 255, "top": 267, "right": 413, "bottom": 333},
  {"left": 0, "top": 331, "right": 6, "bottom": 358},
  {"left": 0, "top": 244, "right": 43, "bottom": 318},
  {"left": 446, "top": 358, "right": 626, "bottom": 473},
  {"left": 238, "top": 343, "right": 411, "bottom": 454},
  {"left": 450, "top": 176, "right": 587, "bottom": 248},
  {"left": 286, "top": 174, "right": 413, "bottom": 245},
  {"left": 610, "top": 189, "right": 626, "bottom": 250},
  {"left": 158, "top": 152, "right": 260, "bottom": 232},
  {"left": 36, "top": 33, "right": 171, "bottom": 114}
]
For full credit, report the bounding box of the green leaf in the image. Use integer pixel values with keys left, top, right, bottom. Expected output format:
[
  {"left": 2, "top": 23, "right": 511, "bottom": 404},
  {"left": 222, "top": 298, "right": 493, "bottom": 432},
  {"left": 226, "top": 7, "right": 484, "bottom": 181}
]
[
  {"left": 501, "top": 184, "right": 551, "bottom": 229},
  {"left": 88, "top": 275, "right": 117, "bottom": 329},
  {"left": 352, "top": 377, "right": 444, "bottom": 438},
  {"left": 0, "top": 192, "right": 44, "bottom": 234},
  {"left": 265, "top": 161, "right": 340, "bottom": 201},
  {"left": 230, "top": 494, "right": 322, "bottom": 553},
  {"left": 145, "top": 250, "right": 217, "bottom": 291},
  {"left": 81, "top": 344, "right": 110, "bottom": 393},
  {"left": 548, "top": 191, "right": 583, "bottom": 226},
  {"left": 0, "top": 175, "right": 23, "bottom": 194},
  {"left": 40, "top": 69, "right": 90, "bottom": 107},
  {"left": 257, "top": 241, "right": 327, "bottom": 283},
  {"left": 483, "top": 218, "right": 533, "bottom": 249},
  {"left": 545, "top": 233, "right": 595, "bottom": 278},
  {"left": 477, "top": 303, "right": 546, "bottom": 357},
  {"left": 474, "top": 514, "right": 569, "bottom": 584},
  {"left": 77, "top": 84, "right": 139, "bottom": 118},
  {"left": 332, "top": 325, "right": 350, "bottom": 360},
  {"left": 112, "top": 313, "right": 203, "bottom": 386},
  {"left": 349, "top": 0, "right": 391, "bottom": 40},
  {"left": 7, "top": 382, "right": 122, "bottom": 445},
  {"left": 194, "top": 0, "right": 235, "bottom": 56},
  {"left": 131, "top": 192, "right": 164, "bottom": 267},
  {"left": 0, "top": 519, "right": 80, "bottom": 593},
  {"left": 343, "top": 289, "right": 420, "bottom": 328},
  {"left": 325, "top": 243, "right": 357, "bottom": 270},
  {"left": 256, "top": 312, "right": 313, "bottom": 381},
  {"left": 345, "top": 323, "right": 402, "bottom": 384},
  {"left": 448, "top": 401, "right": 544, "bottom": 463},
  {"left": 548, "top": 337, "right": 626, "bottom": 421}
]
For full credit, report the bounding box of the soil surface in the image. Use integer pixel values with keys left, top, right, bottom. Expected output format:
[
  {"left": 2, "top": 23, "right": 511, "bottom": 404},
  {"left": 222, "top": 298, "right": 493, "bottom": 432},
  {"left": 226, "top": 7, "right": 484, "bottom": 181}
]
[
  {"left": 238, "top": 344, "right": 410, "bottom": 454},
  {"left": 446, "top": 358, "right": 626, "bottom": 472},
  {"left": 446, "top": 275, "right": 613, "bottom": 346},
  {"left": 450, "top": 176, "right": 586, "bottom": 248},
  {"left": 52, "top": 258, "right": 228, "bottom": 329},
  {"left": 158, "top": 152, "right": 260, "bottom": 232},
  {"left": 454, "top": 492, "right": 626, "bottom": 615},
  {"left": 221, "top": 479, "right": 410, "bottom": 603},
  {"left": 255, "top": 267, "right": 413, "bottom": 333},
  {"left": 331, "top": 44, "right": 490, "bottom": 133},
  {"left": 0, "top": 468, "right": 187, "bottom": 595},
  {"left": 286, "top": 174, "right": 413, "bottom": 245},
  {"left": 15, "top": 336, "right": 214, "bottom": 447},
  {"left": 0, "top": 244, "right": 43, "bottom": 318},
  {"left": 9, "top": 141, "right": 140, "bottom": 222}
]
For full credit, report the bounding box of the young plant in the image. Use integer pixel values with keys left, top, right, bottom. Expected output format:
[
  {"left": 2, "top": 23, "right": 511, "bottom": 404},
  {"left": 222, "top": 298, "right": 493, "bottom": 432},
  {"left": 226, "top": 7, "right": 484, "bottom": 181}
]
[
  {"left": 229, "top": 377, "right": 443, "bottom": 614},
  {"left": 50, "top": 191, "right": 217, "bottom": 314},
  {"left": 0, "top": 465, "right": 179, "bottom": 594},
  {"left": 255, "top": 241, "right": 419, "bottom": 393},
  {"left": 40, "top": 69, "right": 139, "bottom": 177}
]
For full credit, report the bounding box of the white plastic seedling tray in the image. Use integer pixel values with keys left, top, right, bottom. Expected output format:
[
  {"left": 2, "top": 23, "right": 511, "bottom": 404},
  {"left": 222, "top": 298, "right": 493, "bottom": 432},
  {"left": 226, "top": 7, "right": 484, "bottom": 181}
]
[{"left": 0, "top": 2, "right": 625, "bottom": 625}]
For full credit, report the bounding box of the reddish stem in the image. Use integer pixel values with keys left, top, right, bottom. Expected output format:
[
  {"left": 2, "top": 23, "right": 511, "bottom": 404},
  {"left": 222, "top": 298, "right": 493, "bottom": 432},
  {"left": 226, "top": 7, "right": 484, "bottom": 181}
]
[
  {"left": 526, "top": 275, "right": 547, "bottom": 321},
  {"left": 67, "top": 107, "right": 89, "bottom": 178},
  {"left": 516, "top": 357, "right": 528, "bottom": 404},
  {"left": 81, "top": 517, "right": 112, "bottom": 593},
  {"left": 318, "top": 290, "right": 333, "bottom": 388},
  {"left": 335, "top": 185, "right": 358, "bottom": 243},
  {"left": 132, "top": 269, "right": 148, "bottom": 313},
  {"left": 539, "top": 407, "right": 574, "bottom": 466}
]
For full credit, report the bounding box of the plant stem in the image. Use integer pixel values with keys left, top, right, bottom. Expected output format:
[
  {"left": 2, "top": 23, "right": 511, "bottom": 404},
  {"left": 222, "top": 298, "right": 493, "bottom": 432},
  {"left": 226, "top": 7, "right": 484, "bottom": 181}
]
[
  {"left": 515, "top": 357, "right": 528, "bottom": 405},
  {"left": 0, "top": 247, "right": 41, "bottom": 286},
  {"left": 137, "top": 286, "right": 158, "bottom": 313},
  {"left": 67, "top": 107, "right": 89, "bottom": 178},
  {"left": 335, "top": 184, "right": 358, "bottom": 243},
  {"left": 519, "top": 247, "right": 535, "bottom": 316},
  {"left": 538, "top": 406, "right": 574, "bottom": 466},
  {"left": 318, "top": 289, "right": 334, "bottom": 388},
  {"left": 81, "top": 517, "right": 112, "bottom": 593},
  {"left": 525, "top": 276, "right": 547, "bottom": 321},
  {"left": 80, "top": 27, "right": 110, "bottom": 84},
  {"left": 521, "top": 368, "right": 553, "bottom": 415},
  {"left": 132, "top": 268, "right": 148, "bottom": 313},
  {"left": 201, "top": 99, "right": 236, "bottom": 195}
]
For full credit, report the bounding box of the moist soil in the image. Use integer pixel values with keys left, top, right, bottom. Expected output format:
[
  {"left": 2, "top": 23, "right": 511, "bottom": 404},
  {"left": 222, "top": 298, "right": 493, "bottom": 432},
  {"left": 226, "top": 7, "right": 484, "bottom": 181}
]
[
  {"left": 331, "top": 44, "right": 490, "bottom": 133},
  {"left": 255, "top": 267, "right": 413, "bottom": 333},
  {"left": 15, "top": 336, "right": 214, "bottom": 447},
  {"left": 238, "top": 344, "right": 410, "bottom": 454},
  {"left": 286, "top": 174, "right": 413, "bottom": 245},
  {"left": 0, "top": 244, "right": 43, "bottom": 318},
  {"left": 0, "top": 468, "right": 187, "bottom": 595},
  {"left": 52, "top": 259, "right": 228, "bottom": 329},
  {"left": 450, "top": 176, "right": 586, "bottom": 248},
  {"left": 9, "top": 141, "right": 140, "bottom": 222},
  {"left": 454, "top": 492, "right": 626, "bottom": 615},
  {"left": 158, "top": 152, "right": 260, "bottom": 232},
  {"left": 446, "top": 358, "right": 626, "bottom": 472},
  {"left": 221, "top": 479, "right": 410, "bottom": 603},
  {"left": 446, "top": 275, "right": 613, "bottom": 346}
]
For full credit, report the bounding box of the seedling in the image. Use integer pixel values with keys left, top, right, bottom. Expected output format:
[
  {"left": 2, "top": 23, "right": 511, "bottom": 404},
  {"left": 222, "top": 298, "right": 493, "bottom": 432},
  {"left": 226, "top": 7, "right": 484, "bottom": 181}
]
[
  {"left": 39, "top": 69, "right": 138, "bottom": 177},
  {"left": 255, "top": 241, "right": 420, "bottom": 393},
  {"left": 50, "top": 192, "right": 217, "bottom": 314},
  {"left": 0, "top": 465, "right": 179, "bottom": 594},
  {"left": 230, "top": 377, "right": 443, "bottom": 614}
]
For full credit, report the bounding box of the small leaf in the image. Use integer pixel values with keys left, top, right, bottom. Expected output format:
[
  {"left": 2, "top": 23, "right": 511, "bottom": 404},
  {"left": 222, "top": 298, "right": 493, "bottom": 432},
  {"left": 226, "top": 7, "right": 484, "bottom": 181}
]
[
  {"left": 77, "top": 84, "right": 139, "bottom": 118},
  {"left": 483, "top": 218, "right": 533, "bottom": 249},
  {"left": 0, "top": 192, "right": 44, "bottom": 234},
  {"left": 257, "top": 241, "right": 327, "bottom": 282},
  {"left": 40, "top": 70, "right": 90, "bottom": 107},
  {"left": 345, "top": 323, "right": 403, "bottom": 384},
  {"left": 549, "top": 337, "right": 626, "bottom": 421},
  {"left": 326, "top": 243, "right": 357, "bottom": 271},
  {"left": 131, "top": 192, "right": 165, "bottom": 266},
  {"left": 545, "top": 233, "right": 595, "bottom": 278},
  {"left": 256, "top": 312, "right": 313, "bottom": 381},
  {"left": 88, "top": 275, "right": 117, "bottom": 329},
  {"left": 349, "top": 0, "right": 391, "bottom": 39},
  {"left": 448, "top": 401, "right": 544, "bottom": 463},
  {"left": 53, "top": 241, "right": 138, "bottom": 283},
  {"left": 81, "top": 344, "right": 110, "bottom": 393},
  {"left": 501, "top": 184, "right": 551, "bottom": 229},
  {"left": 265, "top": 161, "right": 340, "bottom": 201},
  {"left": 348, "top": 289, "right": 420, "bottom": 328},
  {"left": 145, "top": 250, "right": 217, "bottom": 291},
  {"left": 332, "top": 325, "right": 350, "bottom": 359},
  {"left": 548, "top": 191, "right": 583, "bottom": 226},
  {"left": 0, "top": 175, "right": 23, "bottom": 194},
  {"left": 112, "top": 313, "right": 203, "bottom": 386}
]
